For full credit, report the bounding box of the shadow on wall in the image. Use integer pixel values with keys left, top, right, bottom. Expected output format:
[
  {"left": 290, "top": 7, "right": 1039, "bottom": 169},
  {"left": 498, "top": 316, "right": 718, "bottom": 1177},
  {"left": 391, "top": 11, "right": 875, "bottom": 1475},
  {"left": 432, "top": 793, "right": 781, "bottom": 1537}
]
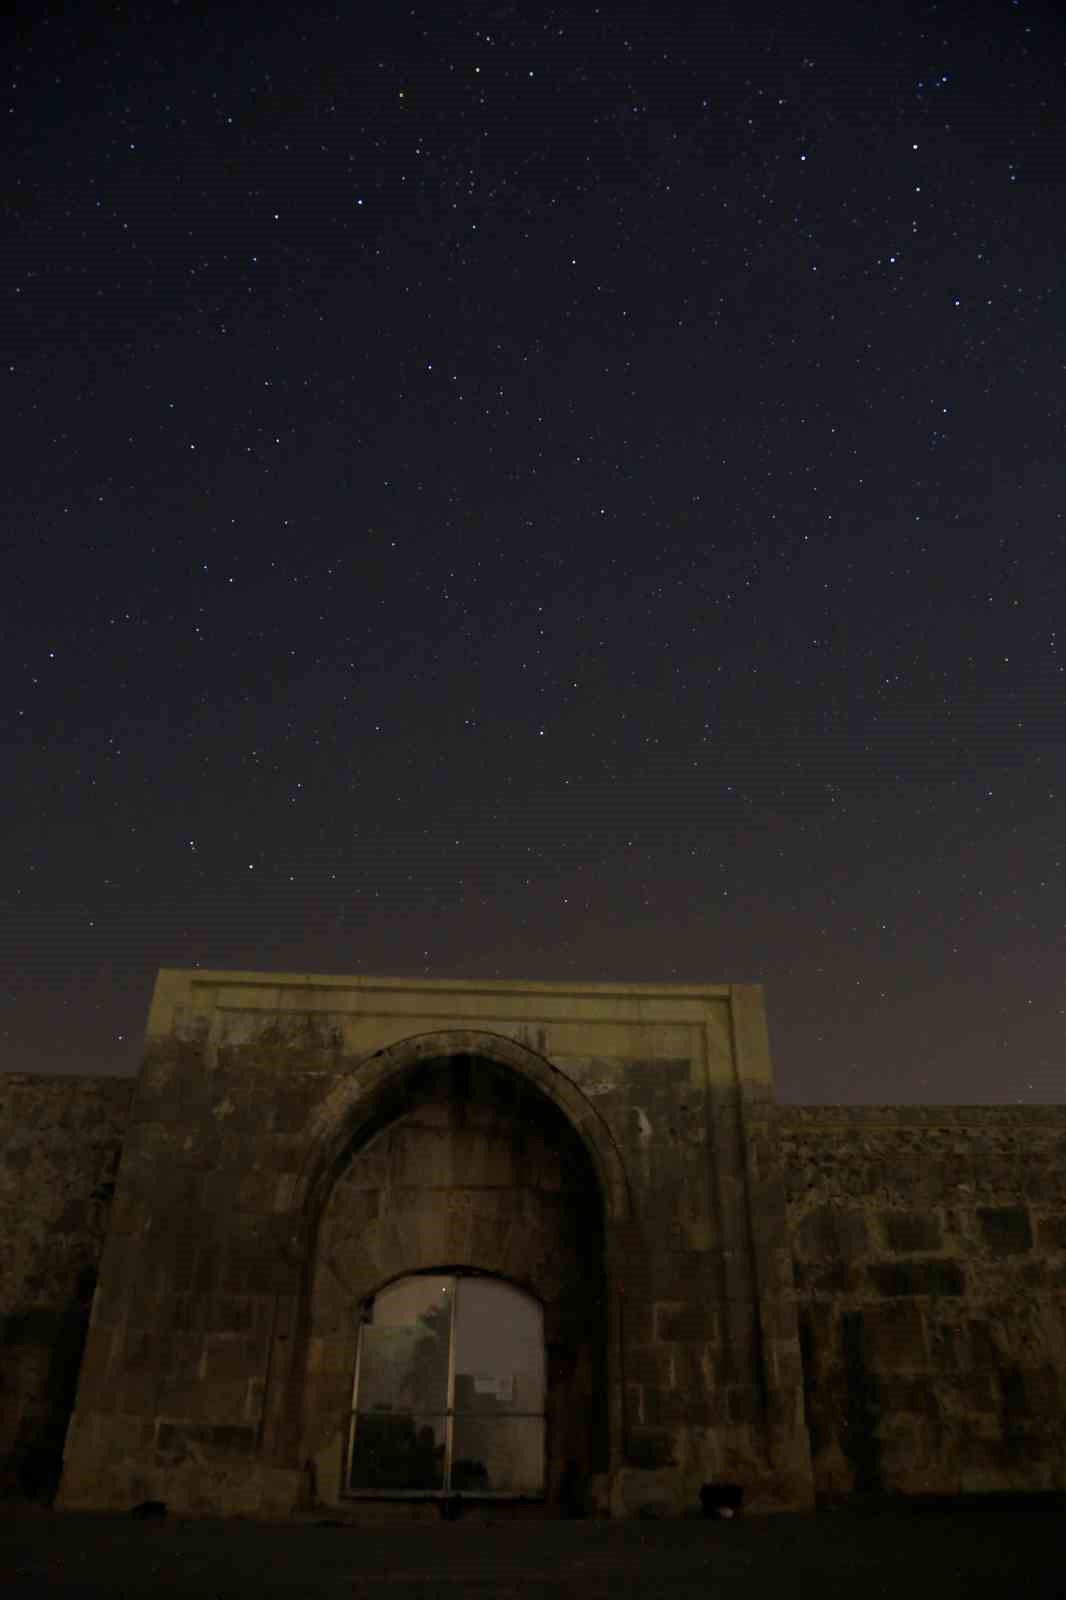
[
  {"left": 840, "top": 1310, "right": 883, "bottom": 1496},
  {"left": 1, "top": 1264, "right": 99, "bottom": 1502}
]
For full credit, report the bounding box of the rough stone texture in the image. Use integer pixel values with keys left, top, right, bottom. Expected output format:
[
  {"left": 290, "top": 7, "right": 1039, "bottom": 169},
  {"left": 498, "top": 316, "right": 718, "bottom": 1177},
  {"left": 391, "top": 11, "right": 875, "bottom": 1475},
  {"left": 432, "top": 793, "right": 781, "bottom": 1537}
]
[
  {"left": 12, "top": 980, "right": 1066, "bottom": 1523},
  {"left": 304, "top": 1055, "right": 608, "bottom": 1508},
  {"left": 780, "top": 1106, "right": 1066, "bottom": 1500},
  {"left": 0, "top": 1073, "right": 132, "bottom": 1500},
  {"left": 53, "top": 969, "right": 812, "bottom": 1518},
  {"left": 11, "top": 986, "right": 1066, "bottom": 1524}
]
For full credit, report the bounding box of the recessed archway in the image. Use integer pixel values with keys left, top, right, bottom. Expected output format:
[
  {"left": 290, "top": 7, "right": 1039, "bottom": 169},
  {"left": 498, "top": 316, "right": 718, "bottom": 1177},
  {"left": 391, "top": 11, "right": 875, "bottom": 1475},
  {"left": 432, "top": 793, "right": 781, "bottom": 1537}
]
[
  {"left": 293, "top": 1029, "right": 631, "bottom": 1237},
  {"left": 273, "top": 1032, "right": 628, "bottom": 1513}
]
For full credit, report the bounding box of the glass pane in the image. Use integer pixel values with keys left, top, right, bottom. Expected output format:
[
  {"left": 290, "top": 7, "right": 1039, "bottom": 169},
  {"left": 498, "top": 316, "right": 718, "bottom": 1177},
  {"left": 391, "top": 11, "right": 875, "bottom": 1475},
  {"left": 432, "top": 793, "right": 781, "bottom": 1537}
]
[
  {"left": 453, "top": 1278, "right": 544, "bottom": 1417},
  {"left": 349, "top": 1412, "right": 446, "bottom": 1492},
  {"left": 356, "top": 1275, "right": 453, "bottom": 1415},
  {"left": 452, "top": 1416, "right": 545, "bottom": 1494}
]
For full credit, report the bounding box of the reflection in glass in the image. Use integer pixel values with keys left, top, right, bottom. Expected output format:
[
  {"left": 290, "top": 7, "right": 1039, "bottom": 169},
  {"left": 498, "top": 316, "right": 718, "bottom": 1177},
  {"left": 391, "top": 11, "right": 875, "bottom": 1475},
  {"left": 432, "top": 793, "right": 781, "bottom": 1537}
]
[
  {"left": 453, "top": 1276, "right": 545, "bottom": 1418},
  {"left": 348, "top": 1274, "right": 545, "bottom": 1496},
  {"left": 356, "top": 1275, "right": 452, "bottom": 1416},
  {"left": 348, "top": 1412, "right": 446, "bottom": 1491},
  {"left": 452, "top": 1416, "right": 545, "bottom": 1494}
]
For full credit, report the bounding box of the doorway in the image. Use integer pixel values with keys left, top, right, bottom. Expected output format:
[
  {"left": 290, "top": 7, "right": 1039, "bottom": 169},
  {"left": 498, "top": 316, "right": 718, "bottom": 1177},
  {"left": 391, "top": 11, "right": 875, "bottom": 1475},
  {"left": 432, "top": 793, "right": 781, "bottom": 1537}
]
[{"left": 347, "top": 1272, "right": 546, "bottom": 1497}]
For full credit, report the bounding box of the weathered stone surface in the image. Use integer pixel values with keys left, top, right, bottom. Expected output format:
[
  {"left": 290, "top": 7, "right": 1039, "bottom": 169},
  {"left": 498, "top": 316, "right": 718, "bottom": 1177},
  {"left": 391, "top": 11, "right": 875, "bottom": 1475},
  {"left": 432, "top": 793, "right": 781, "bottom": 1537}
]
[
  {"left": 609, "top": 1464, "right": 680, "bottom": 1517},
  {"left": 977, "top": 1205, "right": 1033, "bottom": 1256},
  {"left": 1037, "top": 1214, "right": 1066, "bottom": 1250},
  {"left": 795, "top": 1208, "right": 869, "bottom": 1261},
  {"left": 8, "top": 988, "right": 1066, "bottom": 1525},
  {"left": 33, "top": 981, "right": 1064, "bottom": 1518},
  {"left": 866, "top": 1260, "right": 966, "bottom": 1297},
  {"left": 44, "top": 971, "right": 810, "bottom": 1519},
  {"left": 880, "top": 1212, "right": 943, "bottom": 1253},
  {"left": 624, "top": 1428, "right": 677, "bottom": 1469},
  {"left": 0, "top": 1073, "right": 132, "bottom": 1501},
  {"left": 781, "top": 1106, "right": 1066, "bottom": 1502}
]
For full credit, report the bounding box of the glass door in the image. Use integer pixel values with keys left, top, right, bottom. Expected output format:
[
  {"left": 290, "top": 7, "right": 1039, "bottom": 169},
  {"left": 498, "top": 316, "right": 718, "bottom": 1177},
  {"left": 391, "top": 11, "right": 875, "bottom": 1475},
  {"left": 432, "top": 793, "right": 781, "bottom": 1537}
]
[{"left": 347, "top": 1273, "right": 545, "bottom": 1496}]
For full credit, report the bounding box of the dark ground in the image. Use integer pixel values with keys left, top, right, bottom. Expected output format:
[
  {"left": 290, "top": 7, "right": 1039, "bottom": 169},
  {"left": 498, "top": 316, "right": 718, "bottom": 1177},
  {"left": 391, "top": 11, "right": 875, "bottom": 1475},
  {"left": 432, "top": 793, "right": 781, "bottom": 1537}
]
[{"left": 1, "top": 1502, "right": 1064, "bottom": 1598}]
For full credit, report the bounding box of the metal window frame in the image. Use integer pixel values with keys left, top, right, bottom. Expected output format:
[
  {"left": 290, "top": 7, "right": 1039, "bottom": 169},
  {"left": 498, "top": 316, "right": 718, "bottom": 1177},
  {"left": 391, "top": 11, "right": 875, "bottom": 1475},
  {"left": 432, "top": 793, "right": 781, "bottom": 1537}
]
[{"left": 344, "top": 1272, "right": 546, "bottom": 1501}]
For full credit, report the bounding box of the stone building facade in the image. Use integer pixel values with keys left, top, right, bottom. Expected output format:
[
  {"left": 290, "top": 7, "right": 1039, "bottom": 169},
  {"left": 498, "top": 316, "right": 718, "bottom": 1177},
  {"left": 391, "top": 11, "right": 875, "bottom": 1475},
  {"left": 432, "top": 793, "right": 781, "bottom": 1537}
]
[{"left": 1, "top": 969, "right": 1064, "bottom": 1518}]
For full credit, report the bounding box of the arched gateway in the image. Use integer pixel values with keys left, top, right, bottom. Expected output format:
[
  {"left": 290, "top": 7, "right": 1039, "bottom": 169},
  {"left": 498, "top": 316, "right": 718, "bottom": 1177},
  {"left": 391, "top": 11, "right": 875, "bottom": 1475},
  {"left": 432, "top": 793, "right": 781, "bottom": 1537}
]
[
  {"left": 56, "top": 971, "right": 813, "bottom": 1520},
  {"left": 273, "top": 1030, "right": 630, "bottom": 1511}
]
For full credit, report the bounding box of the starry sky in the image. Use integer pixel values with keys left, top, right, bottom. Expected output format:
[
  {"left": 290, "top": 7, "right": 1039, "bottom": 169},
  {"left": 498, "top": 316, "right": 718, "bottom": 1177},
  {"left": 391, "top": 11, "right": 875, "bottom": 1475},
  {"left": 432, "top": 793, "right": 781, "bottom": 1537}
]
[{"left": 4, "top": 1, "right": 1065, "bottom": 1102}]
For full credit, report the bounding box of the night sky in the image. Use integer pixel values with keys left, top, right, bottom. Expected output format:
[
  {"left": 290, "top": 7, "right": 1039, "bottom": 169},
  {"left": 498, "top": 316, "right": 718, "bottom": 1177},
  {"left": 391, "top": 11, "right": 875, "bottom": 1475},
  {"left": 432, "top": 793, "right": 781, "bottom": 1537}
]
[{"left": 5, "top": 1, "right": 1065, "bottom": 1102}]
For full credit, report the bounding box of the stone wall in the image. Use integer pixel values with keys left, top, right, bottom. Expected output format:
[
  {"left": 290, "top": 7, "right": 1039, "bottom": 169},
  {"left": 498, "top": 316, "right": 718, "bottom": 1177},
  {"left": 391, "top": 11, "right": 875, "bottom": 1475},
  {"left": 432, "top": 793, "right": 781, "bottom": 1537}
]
[
  {"left": 780, "top": 1106, "right": 1066, "bottom": 1500},
  {"left": 55, "top": 969, "right": 812, "bottom": 1518},
  {"left": 16, "top": 991, "right": 1066, "bottom": 1521},
  {"left": 0, "top": 1072, "right": 132, "bottom": 1499}
]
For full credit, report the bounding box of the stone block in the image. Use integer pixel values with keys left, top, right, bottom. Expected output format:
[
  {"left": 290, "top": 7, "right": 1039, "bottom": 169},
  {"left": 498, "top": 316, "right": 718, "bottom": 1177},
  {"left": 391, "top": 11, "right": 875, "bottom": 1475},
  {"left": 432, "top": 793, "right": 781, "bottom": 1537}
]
[
  {"left": 155, "top": 1420, "right": 257, "bottom": 1462},
  {"left": 153, "top": 1335, "right": 208, "bottom": 1412},
  {"left": 107, "top": 1191, "right": 148, "bottom": 1236},
  {"left": 204, "top": 1334, "right": 265, "bottom": 1384},
  {"left": 270, "top": 1078, "right": 324, "bottom": 1137},
  {"left": 220, "top": 1217, "right": 286, "bottom": 1294},
  {"left": 302, "top": 1369, "right": 351, "bottom": 1429},
  {"left": 151, "top": 1218, "right": 202, "bottom": 1292},
  {"left": 619, "top": 1296, "right": 654, "bottom": 1346},
  {"left": 942, "top": 1373, "right": 998, "bottom": 1414},
  {"left": 114, "top": 1364, "right": 157, "bottom": 1414},
  {"left": 624, "top": 1427, "right": 677, "bottom": 1469},
  {"left": 977, "top": 1206, "right": 1033, "bottom": 1256},
  {"left": 626, "top": 1344, "right": 675, "bottom": 1388},
  {"left": 965, "top": 1318, "right": 1002, "bottom": 1369},
  {"left": 765, "top": 1245, "right": 800, "bottom": 1297},
  {"left": 1036, "top": 1214, "right": 1066, "bottom": 1250},
  {"left": 69, "top": 1326, "right": 115, "bottom": 1403},
  {"left": 1008, "top": 1365, "right": 1060, "bottom": 1413},
  {"left": 642, "top": 1385, "right": 697, "bottom": 1427},
  {"left": 673, "top": 1339, "right": 714, "bottom": 1397},
  {"left": 859, "top": 1301, "right": 928, "bottom": 1370},
  {"left": 654, "top": 1300, "right": 719, "bottom": 1344},
  {"left": 770, "top": 1344, "right": 804, "bottom": 1396},
  {"left": 162, "top": 1293, "right": 206, "bottom": 1335},
  {"left": 748, "top": 1181, "right": 789, "bottom": 1242},
  {"left": 877, "top": 1377, "right": 939, "bottom": 1416},
  {"left": 95, "top": 1231, "right": 138, "bottom": 1303},
  {"left": 725, "top": 1385, "right": 764, "bottom": 1425},
  {"left": 611, "top": 1465, "right": 680, "bottom": 1518},
  {"left": 797, "top": 1302, "right": 837, "bottom": 1379},
  {"left": 867, "top": 1259, "right": 965, "bottom": 1297},
  {"left": 795, "top": 1207, "right": 869, "bottom": 1262},
  {"left": 880, "top": 1212, "right": 943, "bottom": 1253},
  {"left": 626, "top": 1249, "right": 716, "bottom": 1303},
  {"left": 719, "top": 1297, "right": 759, "bottom": 1354},
  {"left": 794, "top": 1260, "right": 858, "bottom": 1296},
  {"left": 203, "top": 1294, "right": 266, "bottom": 1338}
]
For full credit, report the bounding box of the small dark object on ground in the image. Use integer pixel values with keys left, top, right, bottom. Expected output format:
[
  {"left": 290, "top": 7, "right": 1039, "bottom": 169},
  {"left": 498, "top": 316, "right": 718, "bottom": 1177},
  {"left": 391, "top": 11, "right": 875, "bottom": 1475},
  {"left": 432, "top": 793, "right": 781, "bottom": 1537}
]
[
  {"left": 701, "top": 1482, "right": 743, "bottom": 1519},
  {"left": 129, "top": 1501, "right": 166, "bottom": 1519}
]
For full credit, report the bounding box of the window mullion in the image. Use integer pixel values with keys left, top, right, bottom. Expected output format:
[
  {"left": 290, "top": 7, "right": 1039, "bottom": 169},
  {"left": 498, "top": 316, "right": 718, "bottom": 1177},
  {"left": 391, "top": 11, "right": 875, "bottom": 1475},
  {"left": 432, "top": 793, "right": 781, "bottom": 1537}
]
[
  {"left": 443, "top": 1274, "right": 459, "bottom": 1491},
  {"left": 346, "top": 1299, "right": 371, "bottom": 1491}
]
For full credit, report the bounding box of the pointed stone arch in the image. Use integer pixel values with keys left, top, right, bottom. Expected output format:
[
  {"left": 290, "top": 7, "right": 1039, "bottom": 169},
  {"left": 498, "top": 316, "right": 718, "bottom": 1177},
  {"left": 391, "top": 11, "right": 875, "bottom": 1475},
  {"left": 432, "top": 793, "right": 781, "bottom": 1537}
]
[
  {"left": 292, "top": 1028, "right": 631, "bottom": 1248},
  {"left": 265, "top": 1029, "right": 631, "bottom": 1503}
]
